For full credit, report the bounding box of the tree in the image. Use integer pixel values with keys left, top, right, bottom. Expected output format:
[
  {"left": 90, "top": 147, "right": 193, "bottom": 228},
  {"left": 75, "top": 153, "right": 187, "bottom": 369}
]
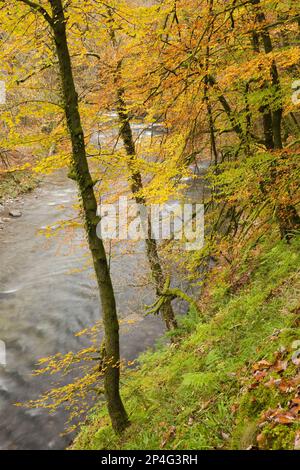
[
  {"left": 106, "top": 10, "right": 178, "bottom": 330},
  {"left": 17, "top": 0, "right": 129, "bottom": 434},
  {"left": 130, "top": 0, "right": 300, "bottom": 250}
]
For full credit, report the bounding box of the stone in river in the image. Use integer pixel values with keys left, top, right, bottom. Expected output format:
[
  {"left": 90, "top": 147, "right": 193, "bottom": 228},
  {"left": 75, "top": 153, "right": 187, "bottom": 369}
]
[{"left": 9, "top": 210, "right": 22, "bottom": 218}]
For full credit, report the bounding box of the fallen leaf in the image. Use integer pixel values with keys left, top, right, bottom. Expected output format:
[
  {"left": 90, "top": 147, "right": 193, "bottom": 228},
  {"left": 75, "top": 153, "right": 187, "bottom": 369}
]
[
  {"left": 273, "top": 360, "right": 288, "bottom": 372},
  {"left": 291, "top": 397, "right": 300, "bottom": 405},
  {"left": 252, "top": 360, "right": 272, "bottom": 371},
  {"left": 231, "top": 403, "right": 239, "bottom": 414},
  {"left": 260, "top": 408, "right": 277, "bottom": 421},
  {"left": 292, "top": 350, "right": 300, "bottom": 367},
  {"left": 253, "top": 370, "right": 267, "bottom": 381},
  {"left": 290, "top": 405, "right": 300, "bottom": 416},
  {"left": 274, "top": 412, "right": 296, "bottom": 424},
  {"left": 289, "top": 398, "right": 300, "bottom": 416},
  {"left": 278, "top": 379, "right": 296, "bottom": 393},
  {"left": 294, "top": 431, "right": 300, "bottom": 450},
  {"left": 160, "top": 426, "right": 176, "bottom": 448}
]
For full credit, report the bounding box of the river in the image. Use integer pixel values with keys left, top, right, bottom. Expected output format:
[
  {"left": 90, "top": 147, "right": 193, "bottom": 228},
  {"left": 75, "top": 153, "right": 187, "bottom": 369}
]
[
  {"left": 0, "top": 121, "right": 205, "bottom": 449},
  {"left": 0, "top": 169, "right": 171, "bottom": 449}
]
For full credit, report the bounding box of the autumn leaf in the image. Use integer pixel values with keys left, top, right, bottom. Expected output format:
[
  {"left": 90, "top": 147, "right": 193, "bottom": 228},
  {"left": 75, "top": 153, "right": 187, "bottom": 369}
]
[
  {"left": 160, "top": 425, "right": 176, "bottom": 448},
  {"left": 253, "top": 370, "right": 267, "bottom": 382},
  {"left": 272, "top": 360, "right": 288, "bottom": 373},
  {"left": 252, "top": 360, "right": 272, "bottom": 371},
  {"left": 292, "top": 350, "right": 300, "bottom": 367},
  {"left": 274, "top": 412, "right": 296, "bottom": 425},
  {"left": 294, "top": 431, "right": 300, "bottom": 450}
]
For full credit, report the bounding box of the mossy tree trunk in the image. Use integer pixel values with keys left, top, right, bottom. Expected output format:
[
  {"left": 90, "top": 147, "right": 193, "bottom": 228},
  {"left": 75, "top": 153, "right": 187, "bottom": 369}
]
[
  {"left": 116, "top": 81, "right": 177, "bottom": 331},
  {"left": 104, "top": 7, "right": 177, "bottom": 330}
]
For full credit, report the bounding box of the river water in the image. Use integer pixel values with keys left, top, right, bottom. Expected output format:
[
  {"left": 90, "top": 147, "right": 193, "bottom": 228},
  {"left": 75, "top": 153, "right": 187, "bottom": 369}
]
[
  {"left": 0, "top": 120, "right": 206, "bottom": 449},
  {"left": 0, "top": 171, "right": 169, "bottom": 449}
]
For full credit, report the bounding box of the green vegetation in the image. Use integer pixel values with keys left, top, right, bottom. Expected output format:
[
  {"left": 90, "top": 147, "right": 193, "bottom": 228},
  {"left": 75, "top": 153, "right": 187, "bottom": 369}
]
[
  {"left": 1, "top": 0, "right": 299, "bottom": 447},
  {"left": 73, "top": 235, "right": 300, "bottom": 450},
  {"left": 0, "top": 170, "right": 38, "bottom": 201}
]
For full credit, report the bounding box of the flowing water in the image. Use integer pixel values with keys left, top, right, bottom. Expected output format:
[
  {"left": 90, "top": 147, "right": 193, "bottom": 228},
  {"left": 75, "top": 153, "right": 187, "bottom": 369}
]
[
  {"left": 0, "top": 171, "right": 170, "bottom": 449},
  {"left": 0, "top": 120, "right": 206, "bottom": 449}
]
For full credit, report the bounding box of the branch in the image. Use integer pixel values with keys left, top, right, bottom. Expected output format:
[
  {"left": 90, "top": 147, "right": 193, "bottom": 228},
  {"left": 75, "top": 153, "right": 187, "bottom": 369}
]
[
  {"left": 145, "top": 276, "right": 201, "bottom": 317},
  {"left": 16, "top": 53, "right": 100, "bottom": 84},
  {"left": 16, "top": 62, "right": 55, "bottom": 84},
  {"left": 17, "top": 0, "right": 53, "bottom": 25}
]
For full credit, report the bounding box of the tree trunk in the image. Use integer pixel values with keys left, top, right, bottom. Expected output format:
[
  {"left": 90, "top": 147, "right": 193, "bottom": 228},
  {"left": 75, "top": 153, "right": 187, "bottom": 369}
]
[
  {"left": 48, "top": 0, "right": 129, "bottom": 434},
  {"left": 116, "top": 84, "right": 177, "bottom": 330},
  {"left": 250, "top": 0, "right": 300, "bottom": 239}
]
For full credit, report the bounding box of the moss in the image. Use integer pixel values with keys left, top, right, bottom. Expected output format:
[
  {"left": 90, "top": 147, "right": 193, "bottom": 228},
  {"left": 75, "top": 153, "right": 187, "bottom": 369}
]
[
  {"left": 257, "top": 424, "right": 298, "bottom": 450},
  {"left": 233, "top": 421, "right": 258, "bottom": 450}
]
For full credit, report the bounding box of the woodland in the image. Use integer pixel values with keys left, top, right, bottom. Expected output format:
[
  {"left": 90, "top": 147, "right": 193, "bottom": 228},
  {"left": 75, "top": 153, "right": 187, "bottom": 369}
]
[{"left": 0, "top": 0, "right": 299, "bottom": 451}]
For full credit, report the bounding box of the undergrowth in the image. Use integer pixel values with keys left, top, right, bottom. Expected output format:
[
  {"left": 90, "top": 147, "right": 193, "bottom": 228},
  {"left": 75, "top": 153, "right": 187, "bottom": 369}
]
[
  {"left": 0, "top": 170, "right": 38, "bottom": 201},
  {"left": 73, "top": 235, "right": 300, "bottom": 450}
]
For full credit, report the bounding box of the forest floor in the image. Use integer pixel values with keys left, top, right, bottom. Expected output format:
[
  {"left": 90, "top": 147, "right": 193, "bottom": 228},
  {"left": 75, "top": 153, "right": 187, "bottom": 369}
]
[
  {"left": 0, "top": 169, "right": 38, "bottom": 202},
  {"left": 73, "top": 233, "right": 300, "bottom": 450}
]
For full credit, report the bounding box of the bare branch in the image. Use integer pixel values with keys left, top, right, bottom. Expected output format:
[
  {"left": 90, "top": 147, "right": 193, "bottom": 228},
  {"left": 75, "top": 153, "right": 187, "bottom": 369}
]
[{"left": 17, "top": 0, "right": 53, "bottom": 25}]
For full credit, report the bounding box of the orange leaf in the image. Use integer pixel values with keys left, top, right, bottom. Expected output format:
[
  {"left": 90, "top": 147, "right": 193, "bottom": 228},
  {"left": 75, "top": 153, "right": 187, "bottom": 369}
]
[
  {"left": 274, "top": 412, "right": 296, "bottom": 424},
  {"left": 252, "top": 360, "right": 272, "bottom": 371},
  {"left": 273, "top": 360, "right": 288, "bottom": 372}
]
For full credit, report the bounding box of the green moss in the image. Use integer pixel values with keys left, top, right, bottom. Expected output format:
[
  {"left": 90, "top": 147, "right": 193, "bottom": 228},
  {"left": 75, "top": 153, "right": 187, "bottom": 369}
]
[
  {"left": 73, "top": 235, "right": 300, "bottom": 450},
  {"left": 258, "top": 424, "right": 298, "bottom": 450},
  {"left": 233, "top": 421, "right": 258, "bottom": 450}
]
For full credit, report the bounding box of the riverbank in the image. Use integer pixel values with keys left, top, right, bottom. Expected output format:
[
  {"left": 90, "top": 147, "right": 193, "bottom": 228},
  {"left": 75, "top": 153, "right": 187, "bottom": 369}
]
[
  {"left": 0, "top": 170, "right": 39, "bottom": 231},
  {"left": 73, "top": 233, "right": 300, "bottom": 450},
  {"left": 0, "top": 170, "right": 38, "bottom": 201}
]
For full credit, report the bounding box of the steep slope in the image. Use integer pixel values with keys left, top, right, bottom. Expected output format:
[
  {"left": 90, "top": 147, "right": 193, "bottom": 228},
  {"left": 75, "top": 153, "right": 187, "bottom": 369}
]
[{"left": 73, "top": 235, "right": 300, "bottom": 450}]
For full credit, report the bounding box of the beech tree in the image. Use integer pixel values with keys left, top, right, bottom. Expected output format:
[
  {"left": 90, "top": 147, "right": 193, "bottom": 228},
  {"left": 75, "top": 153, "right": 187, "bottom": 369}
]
[
  {"left": 1, "top": 0, "right": 299, "bottom": 436},
  {"left": 16, "top": 0, "right": 129, "bottom": 434},
  {"left": 106, "top": 11, "right": 178, "bottom": 331}
]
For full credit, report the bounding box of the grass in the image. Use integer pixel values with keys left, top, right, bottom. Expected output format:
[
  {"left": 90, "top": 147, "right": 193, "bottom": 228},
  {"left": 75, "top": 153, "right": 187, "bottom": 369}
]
[{"left": 73, "top": 235, "right": 300, "bottom": 450}]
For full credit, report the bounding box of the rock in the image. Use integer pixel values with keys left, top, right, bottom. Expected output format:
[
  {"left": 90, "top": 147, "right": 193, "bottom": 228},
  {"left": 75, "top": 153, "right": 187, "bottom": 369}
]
[{"left": 9, "top": 210, "right": 22, "bottom": 218}]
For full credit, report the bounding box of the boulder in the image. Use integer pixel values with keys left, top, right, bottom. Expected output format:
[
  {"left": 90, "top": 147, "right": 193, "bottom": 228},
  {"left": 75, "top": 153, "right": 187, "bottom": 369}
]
[{"left": 9, "top": 210, "right": 22, "bottom": 218}]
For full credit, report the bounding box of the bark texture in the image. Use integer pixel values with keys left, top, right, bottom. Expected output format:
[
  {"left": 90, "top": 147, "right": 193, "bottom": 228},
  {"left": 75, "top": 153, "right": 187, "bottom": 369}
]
[
  {"left": 116, "top": 83, "right": 177, "bottom": 330},
  {"left": 48, "top": 0, "right": 129, "bottom": 434}
]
